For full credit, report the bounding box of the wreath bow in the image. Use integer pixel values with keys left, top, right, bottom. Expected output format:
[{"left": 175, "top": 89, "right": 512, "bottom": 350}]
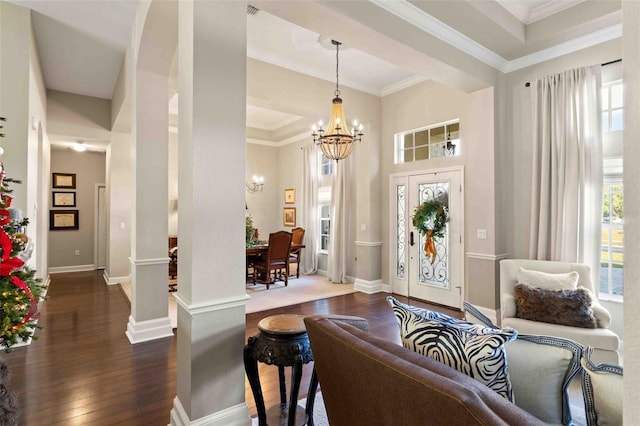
[{"left": 411, "top": 199, "right": 449, "bottom": 263}]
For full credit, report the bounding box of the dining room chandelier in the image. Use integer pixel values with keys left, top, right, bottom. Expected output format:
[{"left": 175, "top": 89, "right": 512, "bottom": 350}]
[{"left": 311, "top": 40, "right": 363, "bottom": 162}]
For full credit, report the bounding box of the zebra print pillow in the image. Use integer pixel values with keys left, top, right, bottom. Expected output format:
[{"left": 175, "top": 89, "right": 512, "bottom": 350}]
[{"left": 387, "top": 296, "right": 517, "bottom": 401}]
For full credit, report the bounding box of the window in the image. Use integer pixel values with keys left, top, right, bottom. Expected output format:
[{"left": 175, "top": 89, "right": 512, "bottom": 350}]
[
  {"left": 600, "top": 179, "right": 624, "bottom": 297},
  {"left": 318, "top": 186, "right": 331, "bottom": 253},
  {"left": 395, "top": 120, "right": 459, "bottom": 164},
  {"left": 602, "top": 81, "right": 623, "bottom": 132},
  {"left": 319, "top": 153, "right": 334, "bottom": 176}
]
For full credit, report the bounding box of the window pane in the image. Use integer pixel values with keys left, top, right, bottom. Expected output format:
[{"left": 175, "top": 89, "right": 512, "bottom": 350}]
[
  {"left": 321, "top": 236, "right": 329, "bottom": 250},
  {"left": 403, "top": 133, "right": 414, "bottom": 148},
  {"left": 403, "top": 149, "right": 414, "bottom": 162},
  {"left": 447, "top": 122, "right": 460, "bottom": 140},
  {"left": 321, "top": 205, "right": 330, "bottom": 217},
  {"left": 430, "top": 126, "right": 445, "bottom": 143},
  {"left": 415, "top": 146, "right": 429, "bottom": 161},
  {"left": 429, "top": 142, "right": 445, "bottom": 158},
  {"left": 321, "top": 220, "right": 329, "bottom": 235},
  {"left": 611, "top": 84, "right": 623, "bottom": 109},
  {"left": 601, "top": 87, "right": 609, "bottom": 110},
  {"left": 611, "top": 109, "right": 623, "bottom": 131},
  {"left": 415, "top": 130, "right": 428, "bottom": 147},
  {"left": 602, "top": 112, "right": 609, "bottom": 132}
]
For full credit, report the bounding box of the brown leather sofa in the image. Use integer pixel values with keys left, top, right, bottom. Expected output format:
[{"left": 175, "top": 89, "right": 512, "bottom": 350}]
[{"left": 304, "top": 315, "right": 546, "bottom": 426}]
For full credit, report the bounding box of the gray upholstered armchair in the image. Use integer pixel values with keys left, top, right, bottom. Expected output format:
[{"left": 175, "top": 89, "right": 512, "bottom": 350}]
[{"left": 499, "top": 259, "right": 620, "bottom": 364}]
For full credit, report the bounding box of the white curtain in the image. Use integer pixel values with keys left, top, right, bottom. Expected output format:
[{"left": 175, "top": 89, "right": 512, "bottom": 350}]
[
  {"left": 328, "top": 157, "right": 350, "bottom": 283},
  {"left": 301, "top": 144, "right": 318, "bottom": 274},
  {"left": 529, "top": 65, "right": 603, "bottom": 283}
]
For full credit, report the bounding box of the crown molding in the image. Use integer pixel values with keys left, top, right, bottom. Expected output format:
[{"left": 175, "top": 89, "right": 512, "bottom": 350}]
[
  {"left": 528, "top": 0, "right": 586, "bottom": 24},
  {"left": 503, "top": 23, "right": 622, "bottom": 73},
  {"left": 369, "top": 0, "right": 508, "bottom": 71},
  {"left": 369, "top": 0, "right": 621, "bottom": 77},
  {"left": 381, "top": 74, "right": 429, "bottom": 96}
]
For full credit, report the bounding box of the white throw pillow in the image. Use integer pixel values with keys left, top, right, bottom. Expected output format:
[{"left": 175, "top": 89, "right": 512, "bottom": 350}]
[
  {"left": 582, "top": 347, "right": 623, "bottom": 426},
  {"left": 516, "top": 267, "right": 579, "bottom": 291}
]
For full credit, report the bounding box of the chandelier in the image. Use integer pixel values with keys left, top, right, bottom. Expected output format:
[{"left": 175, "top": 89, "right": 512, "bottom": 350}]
[
  {"left": 246, "top": 175, "right": 264, "bottom": 193},
  {"left": 311, "top": 40, "right": 363, "bottom": 161}
]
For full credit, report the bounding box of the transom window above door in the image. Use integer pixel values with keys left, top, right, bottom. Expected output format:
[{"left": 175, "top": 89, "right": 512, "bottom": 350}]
[{"left": 394, "top": 120, "right": 460, "bottom": 164}]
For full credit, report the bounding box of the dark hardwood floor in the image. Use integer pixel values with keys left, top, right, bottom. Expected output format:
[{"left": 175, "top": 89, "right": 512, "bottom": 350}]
[{"left": 1, "top": 271, "right": 459, "bottom": 425}]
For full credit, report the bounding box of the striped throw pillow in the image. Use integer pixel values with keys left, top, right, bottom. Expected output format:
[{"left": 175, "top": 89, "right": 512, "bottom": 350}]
[{"left": 387, "top": 296, "right": 517, "bottom": 401}]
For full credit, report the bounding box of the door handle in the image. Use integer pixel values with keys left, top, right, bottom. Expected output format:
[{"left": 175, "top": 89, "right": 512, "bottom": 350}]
[{"left": 410, "top": 231, "right": 415, "bottom": 246}]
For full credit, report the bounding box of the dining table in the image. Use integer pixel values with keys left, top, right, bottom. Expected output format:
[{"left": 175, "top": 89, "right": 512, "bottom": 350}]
[{"left": 246, "top": 243, "right": 305, "bottom": 256}]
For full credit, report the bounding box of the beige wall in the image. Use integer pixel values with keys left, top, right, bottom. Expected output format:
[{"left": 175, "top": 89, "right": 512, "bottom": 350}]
[
  {"left": 381, "top": 80, "right": 496, "bottom": 305},
  {"left": 499, "top": 39, "right": 621, "bottom": 259},
  {"left": 247, "top": 58, "right": 381, "bottom": 279},
  {"left": 497, "top": 38, "right": 623, "bottom": 332},
  {"left": 0, "top": 2, "right": 31, "bottom": 213},
  {"left": 47, "top": 89, "right": 111, "bottom": 141},
  {"left": 105, "top": 131, "right": 131, "bottom": 282},
  {"left": 246, "top": 143, "right": 281, "bottom": 235},
  {"left": 49, "top": 150, "right": 105, "bottom": 268}
]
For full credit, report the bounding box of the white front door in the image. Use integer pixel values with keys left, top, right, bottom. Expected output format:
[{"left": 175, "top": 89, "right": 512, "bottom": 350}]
[{"left": 390, "top": 168, "right": 464, "bottom": 309}]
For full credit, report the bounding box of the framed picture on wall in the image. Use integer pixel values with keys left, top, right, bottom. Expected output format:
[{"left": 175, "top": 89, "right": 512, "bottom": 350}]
[
  {"left": 283, "top": 207, "right": 296, "bottom": 227},
  {"left": 284, "top": 188, "right": 295, "bottom": 204},
  {"left": 50, "top": 210, "right": 79, "bottom": 230},
  {"left": 52, "top": 191, "right": 76, "bottom": 207},
  {"left": 52, "top": 173, "right": 76, "bottom": 189}
]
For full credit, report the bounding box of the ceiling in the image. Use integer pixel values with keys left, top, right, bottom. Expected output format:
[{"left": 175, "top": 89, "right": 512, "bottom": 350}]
[{"left": 7, "top": 0, "right": 621, "bottom": 148}]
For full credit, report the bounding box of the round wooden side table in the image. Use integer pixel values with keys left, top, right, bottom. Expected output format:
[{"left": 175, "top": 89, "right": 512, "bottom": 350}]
[{"left": 244, "top": 314, "right": 319, "bottom": 426}]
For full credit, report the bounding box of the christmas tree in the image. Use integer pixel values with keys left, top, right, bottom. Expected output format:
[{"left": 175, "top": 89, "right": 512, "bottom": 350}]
[{"left": 0, "top": 118, "right": 46, "bottom": 352}]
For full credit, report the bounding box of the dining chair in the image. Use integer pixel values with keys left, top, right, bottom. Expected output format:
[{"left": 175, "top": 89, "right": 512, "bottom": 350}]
[
  {"left": 253, "top": 231, "right": 293, "bottom": 289},
  {"left": 289, "top": 227, "right": 305, "bottom": 278}
]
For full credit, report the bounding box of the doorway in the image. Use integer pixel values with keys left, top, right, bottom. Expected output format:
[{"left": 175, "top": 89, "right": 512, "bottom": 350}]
[{"left": 390, "top": 167, "right": 464, "bottom": 309}]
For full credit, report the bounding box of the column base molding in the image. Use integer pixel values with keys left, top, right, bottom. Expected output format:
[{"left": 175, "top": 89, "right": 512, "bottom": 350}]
[
  {"left": 103, "top": 270, "right": 129, "bottom": 285},
  {"left": 170, "top": 397, "right": 250, "bottom": 426},
  {"left": 125, "top": 315, "right": 173, "bottom": 344},
  {"left": 354, "top": 279, "right": 390, "bottom": 294}
]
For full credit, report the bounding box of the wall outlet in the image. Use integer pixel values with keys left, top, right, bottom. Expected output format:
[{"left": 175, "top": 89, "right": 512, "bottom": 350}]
[
  {"left": 75, "top": 250, "right": 80, "bottom": 256},
  {"left": 476, "top": 229, "right": 487, "bottom": 240}
]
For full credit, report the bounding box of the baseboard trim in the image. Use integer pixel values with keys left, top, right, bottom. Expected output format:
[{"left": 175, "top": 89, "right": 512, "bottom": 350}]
[
  {"left": 125, "top": 315, "right": 174, "bottom": 344},
  {"left": 354, "top": 278, "right": 384, "bottom": 294},
  {"left": 103, "top": 271, "right": 129, "bottom": 285},
  {"left": 465, "top": 253, "right": 509, "bottom": 261},
  {"left": 40, "top": 275, "right": 51, "bottom": 297},
  {"left": 354, "top": 241, "right": 383, "bottom": 247},
  {"left": 170, "top": 397, "right": 250, "bottom": 426},
  {"left": 48, "top": 264, "right": 96, "bottom": 274}
]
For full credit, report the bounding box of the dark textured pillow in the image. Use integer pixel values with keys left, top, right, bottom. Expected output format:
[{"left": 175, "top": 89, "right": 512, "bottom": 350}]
[{"left": 514, "top": 283, "right": 597, "bottom": 328}]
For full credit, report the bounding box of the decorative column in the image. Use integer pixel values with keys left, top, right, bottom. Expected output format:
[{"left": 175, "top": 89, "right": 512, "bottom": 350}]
[
  {"left": 126, "top": 68, "right": 173, "bottom": 343},
  {"left": 170, "top": 1, "right": 250, "bottom": 424},
  {"left": 623, "top": 1, "right": 640, "bottom": 422}
]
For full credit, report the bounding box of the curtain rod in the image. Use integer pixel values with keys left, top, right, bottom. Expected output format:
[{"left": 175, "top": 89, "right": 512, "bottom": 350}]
[{"left": 524, "top": 59, "right": 622, "bottom": 87}]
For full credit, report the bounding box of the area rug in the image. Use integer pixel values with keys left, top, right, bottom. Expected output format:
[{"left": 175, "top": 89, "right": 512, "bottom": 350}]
[
  {"left": 246, "top": 275, "right": 354, "bottom": 314},
  {"left": 119, "top": 275, "right": 354, "bottom": 328},
  {"left": 251, "top": 392, "right": 329, "bottom": 426}
]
